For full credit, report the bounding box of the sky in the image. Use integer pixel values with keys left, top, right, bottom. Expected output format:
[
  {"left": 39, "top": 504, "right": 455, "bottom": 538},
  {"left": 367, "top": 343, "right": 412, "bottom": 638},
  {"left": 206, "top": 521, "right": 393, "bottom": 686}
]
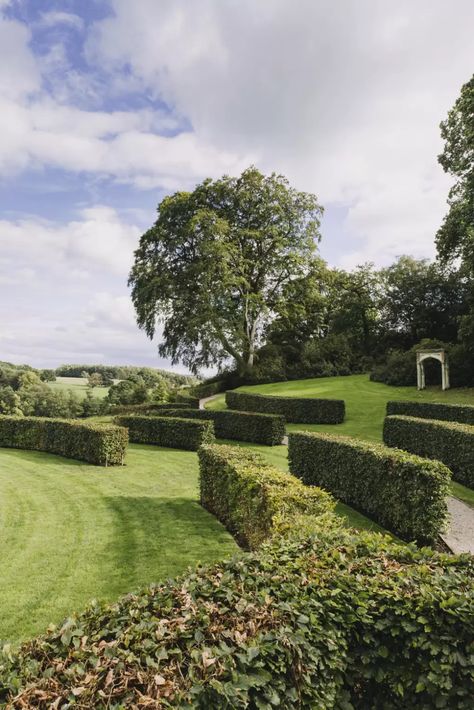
[{"left": 0, "top": 0, "right": 473, "bottom": 372}]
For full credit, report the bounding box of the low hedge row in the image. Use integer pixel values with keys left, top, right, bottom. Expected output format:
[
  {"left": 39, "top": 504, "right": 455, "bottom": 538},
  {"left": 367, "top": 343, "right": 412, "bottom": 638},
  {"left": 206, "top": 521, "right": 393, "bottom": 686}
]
[
  {"left": 288, "top": 431, "right": 451, "bottom": 544},
  {"left": 0, "top": 416, "right": 127, "bottom": 466},
  {"left": 110, "top": 402, "right": 192, "bottom": 415},
  {"left": 198, "top": 443, "right": 336, "bottom": 549},
  {"left": 174, "top": 391, "right": 200, "bottom": 407},
  {"left": 226, "top": 389, "right": 345, "bottom": 423},
  {"left": 153, "top": 408, "right": 285, "bottom": 445},
  {"left": 114, "top": 415, "right": 214, "bottom": 451},
  {"left": 387, "top": 399, "right": 474, "bottom": 425},
  {"left": 2, "top": 531, "right": 472, "bottom": 708},
  {"left": 384, "top": 414, "right": 474, "bottom": 488}
]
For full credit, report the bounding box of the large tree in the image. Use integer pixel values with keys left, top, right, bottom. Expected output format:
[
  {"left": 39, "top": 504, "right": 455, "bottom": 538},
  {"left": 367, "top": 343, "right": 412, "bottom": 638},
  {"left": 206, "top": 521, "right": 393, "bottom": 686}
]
[
  {"left": 436, "top": 73, "right": 474, "bottom": 270},
  {"left": 129, "top": 167, "right": 323, "bottom": 375}
]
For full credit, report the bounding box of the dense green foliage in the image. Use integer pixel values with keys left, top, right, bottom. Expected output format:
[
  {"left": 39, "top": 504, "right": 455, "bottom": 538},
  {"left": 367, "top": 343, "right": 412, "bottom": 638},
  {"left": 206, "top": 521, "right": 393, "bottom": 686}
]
[
  {"left": 0, "top": 416, "right": 127, "bottom": 466},
  {"left": 198, "top": 444, "right": 335, "bottom": 549},
  {"left": 226, "top": 389, "right": 345, "bottom": 423},
  {"left": 288, "top": 431, "right": 450, "bottom": 544},
  {"left": 1, "top": 530, "right": 472, "bottom": 708},
  {"left": 114, "top": 415, "right": 215, "bottom": 451},
  {"left": 387, "top": 399, "right": 474, "bottom": 424},
  {"left": 129, "top": 167, "right": 323, "bottom": 375},
  {"left": 110, "top": 402, "right": 193, "bottom": 415},
  {"left": 155, "top": 408, "right": 286, "bottom": 446},
  {"left": 174, "top": 391, "right": 201, "bottom": 407},
  {"left": 55, "top": 364, "right": 193, "bottom": 386},
  {"left": 384, "top": 414, "right": 474, "bottom": 488}
]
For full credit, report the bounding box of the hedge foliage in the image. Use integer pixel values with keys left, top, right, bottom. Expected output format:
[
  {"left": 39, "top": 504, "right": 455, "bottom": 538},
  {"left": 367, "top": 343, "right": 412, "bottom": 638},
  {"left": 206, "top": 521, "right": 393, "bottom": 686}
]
[
  {"left": 0, "top": 415, "right": 127, "bottom": 466},
  {"left": 198, "top": 443, "right": 336, "bottom": 549},
  {"left": 114, "top": 415, "right": 214, "bottom": 451},
  {"left": 174, "top": 391, "right": 200, "bottom": 407},
  {"left": 1, "top": 530, "right": 472, "bottom": 709},
  {"left": 387, "top": 399, "right": 474, "bottom": 425},
  {"left": 226, "top": 389, "right": 345, "bottom": 423},
  {"left": 288, "top": 431, "right": 451, "bottom": 544},
  {"left": 384, "top": 414, "right": 474, "bottom": 488},
  {"left": 110, "top": 402, "right": 192, "bottom": 415},
  {"left": 153, "top": 408, "right": 285, "bottom": 445}
]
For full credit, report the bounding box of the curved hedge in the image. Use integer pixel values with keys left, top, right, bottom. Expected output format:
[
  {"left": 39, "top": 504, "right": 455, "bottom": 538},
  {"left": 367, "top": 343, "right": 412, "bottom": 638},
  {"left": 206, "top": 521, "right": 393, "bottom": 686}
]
[
  {"left": 114, "top": 415, "right": 214, "bottom": 451},
  {"left": 0, "top": 416, "right": 127, "bottom": 466},
  {"left": 288, "top": 431, "right": 450, "bottom": 544},
  {"left": 1, "top": 531, "right": 472, "bottom": 708},
  {"left": 152, "top": 408, "right": 285, "bottom": 446},
  {"left": 384, "top": 414, "right": 474, "bottom": 488},
  {"left": 199, "top": 444, "right": 335, "bottom": 548},
  {"left": 226, "top": 389, "right": 345, "bottom": 424},
  {"left": 387, "top": 400, "right": 474, "bottom": 425}
]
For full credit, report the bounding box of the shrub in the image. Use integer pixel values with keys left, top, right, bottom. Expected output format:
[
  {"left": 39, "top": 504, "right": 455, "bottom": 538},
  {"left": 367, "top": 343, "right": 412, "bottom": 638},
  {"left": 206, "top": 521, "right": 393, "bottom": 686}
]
[
  {"left": 0, "top": 416, "right": 127, "bottom": 466},
  {"left": 152, "top": 408, "right": 285, "bottom": 446},
  {"left": 387, "top": 399, "right": 474, "bottom": 425},
  {"left": 226, "top": 390, "right": 345, "bottom": 424},
  {"left": 1, "top": 531, "right": 472, "bottom": 709},
  {"left": 198, "top": 444, "right": 336, "bottom": 549},
  {"left": 175, "top": 391, "right": 200, "bottom": 407},
  {"left": 288, "top": 431, "right": 451, "bottom": 544},
  {"left": 370, "top": 349, "right": 416, "bottom": 386},
  {"left": 114, "top": 415, "right": 214, "bottom": 451},
  {"left": 384, "top": 414, "right": 474, "bottom": 488},
  {"left": 109, "top": 402, "right": 193, "bottom": 415}
]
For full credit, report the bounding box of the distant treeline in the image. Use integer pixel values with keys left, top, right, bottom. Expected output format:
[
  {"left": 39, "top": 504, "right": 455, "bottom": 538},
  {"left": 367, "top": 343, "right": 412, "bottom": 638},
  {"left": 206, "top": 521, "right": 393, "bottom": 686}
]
[{"left": 55, "top": 364, "right": 194, "bottom": 385}]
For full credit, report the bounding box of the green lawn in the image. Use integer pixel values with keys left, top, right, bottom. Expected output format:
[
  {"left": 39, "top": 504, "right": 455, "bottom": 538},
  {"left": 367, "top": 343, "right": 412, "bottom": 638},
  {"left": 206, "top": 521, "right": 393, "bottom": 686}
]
[
  {"left": 207, "top": 374, "right": 474, "bottom": 507},
  {"left": 48, "top": 376, "right": 109, "bottom": 400},
  {"left": 0, "top": 445, "right": 238, "bottom": 645}
]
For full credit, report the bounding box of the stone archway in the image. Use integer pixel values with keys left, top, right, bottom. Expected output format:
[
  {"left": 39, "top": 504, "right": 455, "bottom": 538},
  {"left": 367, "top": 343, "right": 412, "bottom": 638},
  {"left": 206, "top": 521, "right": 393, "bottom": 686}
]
[{"left": 416, "top": 349, "right": 450, "bottom": 391}]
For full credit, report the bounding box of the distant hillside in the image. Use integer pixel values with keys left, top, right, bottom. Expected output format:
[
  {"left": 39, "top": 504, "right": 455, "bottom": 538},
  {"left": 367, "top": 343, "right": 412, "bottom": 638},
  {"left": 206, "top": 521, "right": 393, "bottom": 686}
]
[{"left": 55, "top": 364, "right": 197, "bottom": 386}]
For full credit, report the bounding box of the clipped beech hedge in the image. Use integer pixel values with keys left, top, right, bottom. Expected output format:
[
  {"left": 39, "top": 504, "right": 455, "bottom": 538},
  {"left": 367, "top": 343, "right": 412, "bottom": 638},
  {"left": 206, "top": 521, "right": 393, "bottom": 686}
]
[
  {"left": 174, "top": 391, "right": 200, "bottom": 407},
  {"left": 114, "top": 415, "right": 214, "bottom": 451},
  {"left": 153, "top": 408, "right": 285, "bottom": 446},
  {"left": 198, "top": 443, "right": 336, "bottom": 549},
  {"left": 110, "top": 402, "right": 193, "bottom": 415},
  {"left": 226, "top": 389, "right": 345, "bottom": 423},
  {"left": 1, "top": 530, "right": 472, "bottom": 709},
  {"left": 288, "top": 431, "right": 451, "bottom": 544},
  {"left": 384, "top": 414, "right": 474, "bottom": 488},
  {"left": 0, "top": 416, "right": 127, "bottom": 466},
  {"left": 387, "top": 399, "right": 474, "bottom": 425}
]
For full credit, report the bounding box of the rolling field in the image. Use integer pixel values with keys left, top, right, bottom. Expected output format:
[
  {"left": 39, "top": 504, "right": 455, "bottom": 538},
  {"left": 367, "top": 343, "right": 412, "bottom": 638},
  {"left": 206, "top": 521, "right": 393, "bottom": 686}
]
[
  {"left": 207, "top": 374, "right": 474, "bottom": 507},
  {"left": 0, "top": 445, "right": 238, "bottom": 645},
  {"left": 48, "top": 376, "right": 110, "bottom": 399}
]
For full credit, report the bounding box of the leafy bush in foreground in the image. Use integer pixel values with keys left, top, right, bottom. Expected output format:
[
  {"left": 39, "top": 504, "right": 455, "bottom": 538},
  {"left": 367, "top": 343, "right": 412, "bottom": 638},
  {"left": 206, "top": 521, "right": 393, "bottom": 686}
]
[
  {"left": 288, "top": 431, "right": 451, "bottom": 544},
  {"left": 156, "top": 408, "right": 286, "bottom": 445},
  {"left": 387, "top": 399, "right": 474, "bottom": 425},
  {"left": 0, "top": 416, "right": 127, "bottom": 466},
  {"left": 226, "top": 389, "right": 345, "bottom": 423},
  {"left": 114, "top": 415, "right": 214, "bottom": 451},
  {"left": 1, "top": 530, "right": 472, "bottom": 708},
  {"left": 384, "top": 414, "right": 474, "bottom": 487},
  {"left": 199, "top": 444, "right": 335, "bottom": 548}
]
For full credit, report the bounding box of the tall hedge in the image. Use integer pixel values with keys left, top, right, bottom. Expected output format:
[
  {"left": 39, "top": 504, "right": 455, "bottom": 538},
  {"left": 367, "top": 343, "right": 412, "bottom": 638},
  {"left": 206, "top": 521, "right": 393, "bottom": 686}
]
[
  {"left": 0, "top": 416, "right": 127, "bottom": 466},
  {"left": 198, "top": 443, "right": 336, "bottom": 549},
  {"left": 151, "top": 408, "right": 285, "bottom": 446},
  {"left": 110, "top": 402, "right": 193, "bottom": 415},
  {"left": 114, "top": 415, "right": 214, "bottom": 451},
  {"left": 225, "top": 389, "right": 345, "bottom": 423},
  {"left": 1, "top": 531, "right": 472, "bottom": 709},
  {"left": 174, "top": 392, "right": 200, "bottom": 407},
  {"left": 384, "top": 414, "right": 474, "bottom": 488},
  {"left": 288, "top": 431, "right": 451, "bottom": 544},
  {"left": 387, "top": 399, "right": 474, "bottom": 425}
]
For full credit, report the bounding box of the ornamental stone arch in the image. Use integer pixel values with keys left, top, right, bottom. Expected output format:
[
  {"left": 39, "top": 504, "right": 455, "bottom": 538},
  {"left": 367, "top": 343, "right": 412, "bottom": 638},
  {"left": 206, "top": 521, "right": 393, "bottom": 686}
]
[{"left": 416, "top": 349, "right": 450, "bottom": 391}]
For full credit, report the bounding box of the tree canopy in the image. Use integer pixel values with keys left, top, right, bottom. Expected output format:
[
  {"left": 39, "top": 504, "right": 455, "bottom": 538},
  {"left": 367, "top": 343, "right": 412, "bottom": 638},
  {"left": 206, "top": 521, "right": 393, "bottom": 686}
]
[{"left": 129, "top": 167, "right": 323, "bottom": 375}]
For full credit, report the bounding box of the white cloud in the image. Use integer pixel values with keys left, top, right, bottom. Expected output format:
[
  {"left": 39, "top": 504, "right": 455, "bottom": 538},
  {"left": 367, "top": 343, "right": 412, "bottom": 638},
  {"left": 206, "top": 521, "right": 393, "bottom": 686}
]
[{"left": 38, "top": 11, "right": 84, "bottom": 31}]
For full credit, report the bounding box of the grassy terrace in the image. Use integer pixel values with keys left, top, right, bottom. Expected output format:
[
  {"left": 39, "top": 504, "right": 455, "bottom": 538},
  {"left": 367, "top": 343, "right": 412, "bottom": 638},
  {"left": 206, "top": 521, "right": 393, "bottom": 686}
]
[
  {"left": 207, "top": 374, "right": 474, "bottom": 508},
  {"left": 48, "top": 376, "right": 110, "bottom": 400},
  {"left": 0, "top": 445, "right": 237, "bottom": 645}
]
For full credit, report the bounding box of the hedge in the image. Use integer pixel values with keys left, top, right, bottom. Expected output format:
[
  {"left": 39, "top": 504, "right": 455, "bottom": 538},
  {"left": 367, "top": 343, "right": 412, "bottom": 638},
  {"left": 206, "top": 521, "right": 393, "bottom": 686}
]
[
  {"left": 0, "top": 416, "right": 127, "bottom": 466},
  {"left": 384, "top": 414, "right": 474, "bottom": 488},
  {"left": 174, "top": 391, "right": 200, "bottom": 407},
  {"left": 110, "top": 402, "right": 193, "bottom": 415},
  {"left": 152, "top": 408, "right": 285, "bottom": 446},
  {"left": 226, "top": 389, "right": 345, "bottom": 423},
  {"left": 198, "top": 443, "right": 336, "bottom": 549},
  {"left": 288, "top": 431, "right": 451, "bottom": 544},
  {"left": 1, "top": 531, "right": 472, "bottom": 709},
  {"left": 387, "top": 399, "right": 474, "bottom": 425},
  {"left": 114, "top": 415, "right": 214, "bottom": 451}
]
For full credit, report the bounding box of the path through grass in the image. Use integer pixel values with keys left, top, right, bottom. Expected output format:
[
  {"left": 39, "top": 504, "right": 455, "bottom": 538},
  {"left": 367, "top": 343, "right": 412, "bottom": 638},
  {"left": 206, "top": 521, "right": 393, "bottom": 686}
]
[{"left": 0, "top": 445, "right": 238, "bottom": 645}]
